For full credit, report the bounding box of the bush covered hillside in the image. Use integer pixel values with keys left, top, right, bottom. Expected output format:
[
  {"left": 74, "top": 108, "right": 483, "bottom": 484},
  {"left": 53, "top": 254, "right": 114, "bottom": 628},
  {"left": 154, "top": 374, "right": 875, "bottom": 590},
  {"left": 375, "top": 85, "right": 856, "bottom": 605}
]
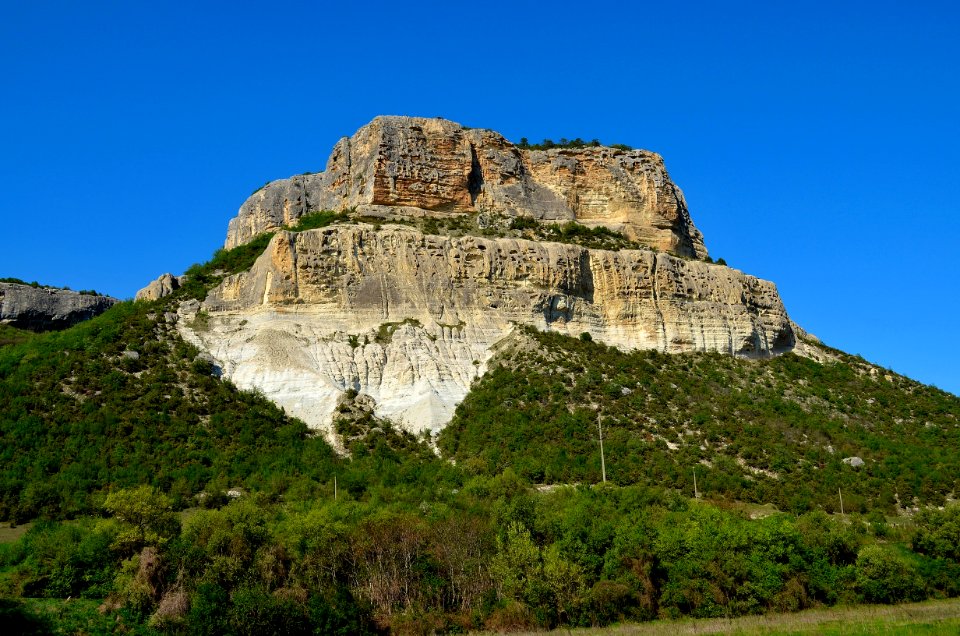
[
  {"left": 1, "top": 213, "right": 959, "bottom": 633},
  {"left": 440, "top": 327, "right": 960, "bottom": 514}
]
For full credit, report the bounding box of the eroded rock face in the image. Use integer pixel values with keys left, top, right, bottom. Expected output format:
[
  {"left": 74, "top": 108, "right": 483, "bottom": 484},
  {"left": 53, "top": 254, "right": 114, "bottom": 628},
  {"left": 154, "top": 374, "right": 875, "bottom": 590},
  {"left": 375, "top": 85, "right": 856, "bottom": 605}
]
[
  {"left": 180, "top": 225, "right": 791, "bottom": 437},
  {"left": 224, "top": 116, "right": 707, "bottom": 258},
  {"left": 0, "top": 283, "right": 119, "bottom": 331}
]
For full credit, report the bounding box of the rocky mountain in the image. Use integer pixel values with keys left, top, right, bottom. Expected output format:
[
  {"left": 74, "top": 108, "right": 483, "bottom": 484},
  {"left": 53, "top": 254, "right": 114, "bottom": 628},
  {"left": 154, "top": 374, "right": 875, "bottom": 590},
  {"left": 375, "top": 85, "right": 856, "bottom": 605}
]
[
  {"left": 0, "top": 281, "right": 118, "bottom": 331},
  {"left": 3, "top": 116, "right": 959, "bottom": 636},
  {"left": 175, "top": 116, "right": 797, "bottom": 439}
]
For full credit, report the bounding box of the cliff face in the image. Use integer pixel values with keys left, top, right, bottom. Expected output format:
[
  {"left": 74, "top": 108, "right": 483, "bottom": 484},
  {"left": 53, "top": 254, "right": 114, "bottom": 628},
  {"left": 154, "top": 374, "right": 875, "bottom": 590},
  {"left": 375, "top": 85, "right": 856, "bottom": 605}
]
[
  {"left": 224, "top": 117, "right": 707, "bottom": 258},
  {"left": 179, "top": 226, "right": 791, "bottom": 436},
  {"left": 0, "top": 283, "right": 118, "bottom": 331}
]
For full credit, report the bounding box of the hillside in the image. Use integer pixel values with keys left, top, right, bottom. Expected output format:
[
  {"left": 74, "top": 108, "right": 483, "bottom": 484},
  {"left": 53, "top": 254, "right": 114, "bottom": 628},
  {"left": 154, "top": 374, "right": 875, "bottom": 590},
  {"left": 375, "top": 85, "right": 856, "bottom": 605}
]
[
  {"left": 2, "top": 241, "right": 959, "bottom": 633},
  {"left": 440, "top": 327, "right": 959, "bottom": 513}
]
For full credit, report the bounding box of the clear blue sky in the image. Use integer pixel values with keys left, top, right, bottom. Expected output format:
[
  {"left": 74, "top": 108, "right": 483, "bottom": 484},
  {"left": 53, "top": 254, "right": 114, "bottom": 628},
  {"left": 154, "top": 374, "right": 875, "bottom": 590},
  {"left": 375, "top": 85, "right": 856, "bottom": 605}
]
[{"left": 2, "top": 1, "right": 958, "bottom": 395}]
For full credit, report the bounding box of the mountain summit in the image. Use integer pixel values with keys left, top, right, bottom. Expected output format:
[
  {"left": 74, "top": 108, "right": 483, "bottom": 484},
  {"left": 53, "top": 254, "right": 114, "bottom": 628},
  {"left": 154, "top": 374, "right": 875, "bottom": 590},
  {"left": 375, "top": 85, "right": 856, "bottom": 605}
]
[{"left": 226, "top": 116, "right": 707, "bottom": 258}]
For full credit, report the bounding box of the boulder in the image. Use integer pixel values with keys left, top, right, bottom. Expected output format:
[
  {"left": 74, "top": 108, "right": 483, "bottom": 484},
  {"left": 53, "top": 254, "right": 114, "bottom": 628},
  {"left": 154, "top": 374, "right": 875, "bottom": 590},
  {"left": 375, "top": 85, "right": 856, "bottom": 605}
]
[{"left": 136, "top": 273, "right": 184, "bottom": 301}]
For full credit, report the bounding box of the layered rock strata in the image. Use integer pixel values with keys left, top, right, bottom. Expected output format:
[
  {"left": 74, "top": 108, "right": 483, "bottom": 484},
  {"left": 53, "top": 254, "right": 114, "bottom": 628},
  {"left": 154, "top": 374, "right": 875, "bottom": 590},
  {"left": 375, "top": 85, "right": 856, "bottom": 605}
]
[
  {"left": 0, "top": 282, "right": 119, "bottom": 331},
  {"left": 179, "top": 225, "right": 792, "bottom": 437},
  {"left": 225, "top": 116, "right": 707, "bottom": 258}
]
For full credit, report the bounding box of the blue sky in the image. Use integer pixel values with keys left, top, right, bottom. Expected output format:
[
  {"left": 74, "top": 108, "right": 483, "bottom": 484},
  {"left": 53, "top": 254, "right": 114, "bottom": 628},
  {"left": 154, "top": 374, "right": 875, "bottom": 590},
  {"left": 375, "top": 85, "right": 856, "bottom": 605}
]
[{"left": 1, "top": 1, "right": 958, "bottom": 395}]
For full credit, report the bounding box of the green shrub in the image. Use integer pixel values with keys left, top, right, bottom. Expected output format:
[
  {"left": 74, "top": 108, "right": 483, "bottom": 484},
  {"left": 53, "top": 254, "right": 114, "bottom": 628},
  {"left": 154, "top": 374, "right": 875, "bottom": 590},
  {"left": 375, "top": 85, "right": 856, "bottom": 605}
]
[{"left": 854, "top": 545, "right": 925, "bottom": 604}]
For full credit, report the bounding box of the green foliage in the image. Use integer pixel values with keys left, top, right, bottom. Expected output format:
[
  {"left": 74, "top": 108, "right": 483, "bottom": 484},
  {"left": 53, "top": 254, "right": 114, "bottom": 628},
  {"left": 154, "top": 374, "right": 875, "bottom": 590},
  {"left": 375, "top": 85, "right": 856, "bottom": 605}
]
[
  {"left": 0, "top": 519, "right": 119, "bottom": 599},
  {"left": 178, "top": 231, "right": 277, "bottom": 300},
  {"left": 854, "top": 545, "right": 925, "bottom": 603},
  {"left": 0, "top": 300, "right": 344, "bottom": 521},
  {"left": 494, "top": 215, "right": 646, "bottom": 251},
  {"left": 517, "top": 137, "right": 616, "bottom": 151},
  {"left": 538, "top": 220, "right": 643, "bottom": 251},
  {"left": 913, "top": 504, "right": 960, "bottom": 562},
  {"left": 374, "top": 318, "right": 422, "bottom": 345},
  {"left": 0, "top": 597, "right": 153, "bottom": 635},
  {"left": 440, "top": 327, "right": 960, "bottom": 514},
  {"left": 2, "top": 476, "right": 959, "bottom": 632},
  {"left": 286, "top": 209, "right": 350, "bottom": 232},
  {"left": 0, "top": 324, "right": 34, "bottom": 347},
  {"left": 0, "top": 277, "right": 45, "bottom": 288},
  {"left": 509, "top": 216, "right": 539, "bottom": 231},
  {"left": 491, "top": 522, "right": 542, "bottom": 605},
  {"left": 103, "top": 486, "right": 179, "bottom": 554}
]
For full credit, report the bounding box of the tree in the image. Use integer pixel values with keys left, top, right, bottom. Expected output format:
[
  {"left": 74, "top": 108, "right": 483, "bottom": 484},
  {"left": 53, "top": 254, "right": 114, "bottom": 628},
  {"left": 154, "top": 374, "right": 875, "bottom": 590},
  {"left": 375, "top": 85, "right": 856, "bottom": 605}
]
[
  {"left": 103, "top": 485, "right": 179, "bottom": 553},
  {"left": 542, "top": 544, "right": 585, "bottom": 622},
  {"left": 491, "top": 522, "right": 541, "bottom": 602}
]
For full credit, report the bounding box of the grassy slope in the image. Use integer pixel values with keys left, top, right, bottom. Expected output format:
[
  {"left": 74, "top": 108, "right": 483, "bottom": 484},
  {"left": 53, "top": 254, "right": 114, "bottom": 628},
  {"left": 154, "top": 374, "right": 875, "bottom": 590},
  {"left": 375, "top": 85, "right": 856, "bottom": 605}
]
[
  {"left": 492, "top": 598, "right": 960, "bottom": 635},
  {"left": 439, "top": 328, "right": 960, "bottom": 514},
  {"left": 0, "top": 324, "right": 34, "bottom": 347}
]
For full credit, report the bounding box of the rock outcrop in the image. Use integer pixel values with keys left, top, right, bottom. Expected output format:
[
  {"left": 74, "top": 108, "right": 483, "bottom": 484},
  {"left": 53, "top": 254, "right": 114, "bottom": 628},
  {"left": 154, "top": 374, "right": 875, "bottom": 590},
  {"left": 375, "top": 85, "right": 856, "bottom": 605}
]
[
  {"left": 224, "top": 116, "right": 707, "bottom": 258},
  {"left": 179, "top": 225, "right": 791, "bottom": 437},
  {"left": 136, "top": 273, "right": 184, "bottom": 301},
  {"left": 0, "top": 282, "right": 118, "bottom": 331}
]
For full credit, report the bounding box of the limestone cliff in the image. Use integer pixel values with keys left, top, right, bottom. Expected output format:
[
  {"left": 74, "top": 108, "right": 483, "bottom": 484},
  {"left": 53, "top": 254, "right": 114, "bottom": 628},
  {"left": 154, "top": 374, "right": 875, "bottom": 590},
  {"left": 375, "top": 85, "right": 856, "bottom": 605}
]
[
  {"left": 0, "top": 282, "right": 118, "bottom": 331},
  {"left": 179, "top": 225, "right": 791, "bottom": 437},
  {"left": 224, "top": 116, "right": 707, "bottom": 258}
]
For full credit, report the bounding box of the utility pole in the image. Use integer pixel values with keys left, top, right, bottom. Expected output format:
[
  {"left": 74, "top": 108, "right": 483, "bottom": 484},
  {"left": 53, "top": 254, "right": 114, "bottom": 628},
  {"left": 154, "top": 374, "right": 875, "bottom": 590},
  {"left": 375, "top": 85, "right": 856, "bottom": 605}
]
[
  {"left": 693, "top": 467, "right": 699, "bottom": 499},
  {"left": 335, "top": 475, "right": 338, "bottom": 501},
  {"left": 597, "top": 413, "right": 607, "bottom": 484},
  {"left": 838, "top": 487, "right": 844, "bottom": 515}
]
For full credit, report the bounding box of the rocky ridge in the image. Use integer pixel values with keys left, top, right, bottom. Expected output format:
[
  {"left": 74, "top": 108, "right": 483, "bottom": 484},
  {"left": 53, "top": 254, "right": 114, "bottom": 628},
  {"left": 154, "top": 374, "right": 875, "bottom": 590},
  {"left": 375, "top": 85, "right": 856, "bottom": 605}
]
[
  {"left": 0, "top": 282, "right": 119, "bottom": 331},
  {"left": 225, "top": 116, "right": 707, "bottom": 259}
]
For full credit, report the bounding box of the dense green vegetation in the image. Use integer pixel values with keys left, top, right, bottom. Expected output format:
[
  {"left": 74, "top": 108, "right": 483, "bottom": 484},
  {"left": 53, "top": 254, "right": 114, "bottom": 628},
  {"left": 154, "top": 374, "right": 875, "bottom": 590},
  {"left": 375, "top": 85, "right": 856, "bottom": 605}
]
[
  {"left": 0, "top": 300, "right": 341, "bottom": 521},
  {"left": 1, "top": 221, "right": 958, "bottom": 632},
  {"left": 3, "top": 480, "right": 960, "bottom": 633},
  {"left": 440, "top": 328, "right": 960, "bottom": 515}
]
